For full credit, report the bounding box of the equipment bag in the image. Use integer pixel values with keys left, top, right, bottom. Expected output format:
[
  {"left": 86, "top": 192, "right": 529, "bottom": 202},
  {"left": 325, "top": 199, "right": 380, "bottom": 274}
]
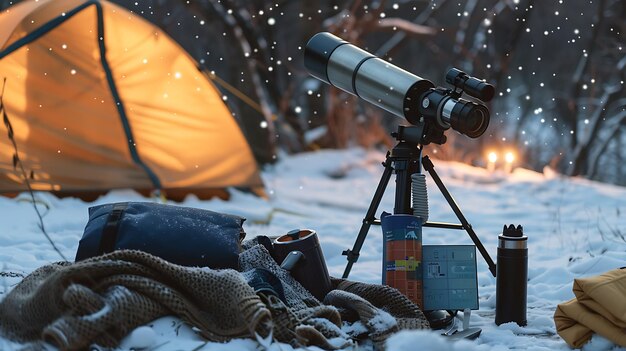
[{"left": 75, "top": 202, "right": 245, "bottom": 269}]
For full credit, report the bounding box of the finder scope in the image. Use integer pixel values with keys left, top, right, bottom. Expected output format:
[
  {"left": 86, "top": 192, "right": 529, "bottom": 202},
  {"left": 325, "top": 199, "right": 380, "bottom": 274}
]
[{"left": 304, "top": 32, "right": 494, "bottom": 143}]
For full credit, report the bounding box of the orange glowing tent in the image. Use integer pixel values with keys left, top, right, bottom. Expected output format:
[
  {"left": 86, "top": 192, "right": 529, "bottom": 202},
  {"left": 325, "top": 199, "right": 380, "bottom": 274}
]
[{"left": 0, "top": 0, "right": 264, "bottom": 200}]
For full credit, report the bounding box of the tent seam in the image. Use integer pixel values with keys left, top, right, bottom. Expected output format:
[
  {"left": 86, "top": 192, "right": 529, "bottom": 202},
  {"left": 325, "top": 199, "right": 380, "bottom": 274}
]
[
  {"left": 0, "top": 0, "right": 163, "bottom": 191},
  {"left": 0, "top": 0, "right": 98, "bottom": 60},
  {"left": 93, "top": 1, "right": 162, "bottom": 190}
]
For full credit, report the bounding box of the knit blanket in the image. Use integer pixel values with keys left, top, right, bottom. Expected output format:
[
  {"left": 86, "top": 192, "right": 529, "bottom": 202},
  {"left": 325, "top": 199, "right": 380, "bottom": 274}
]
[
  {"left": 0, "top": 248, "right": 429, "bottom": 350},
  {"left": 0, "top": 250, "right": 272, "bottom": 350}
]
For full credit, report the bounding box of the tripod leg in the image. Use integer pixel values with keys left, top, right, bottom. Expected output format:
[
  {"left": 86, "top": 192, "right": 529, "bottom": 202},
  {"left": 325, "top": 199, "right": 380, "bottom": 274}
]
[
  {"left": 422, "top": 156, "right": 497, "bottom": 277},
  {"left": 342, "top": 160, "right": 394, "bottom": 279},
  {"left": 393, "top": 157, "right": 421, "bottom": 215}
]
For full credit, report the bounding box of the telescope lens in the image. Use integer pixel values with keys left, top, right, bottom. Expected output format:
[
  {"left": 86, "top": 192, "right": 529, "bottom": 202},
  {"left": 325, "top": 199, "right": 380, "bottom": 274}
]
[
  {"left": 304, "top": 32, "right": 347, "bottom": 85},
  {"left": 449, "top": 100, "right": 490, "bottom": 138}
]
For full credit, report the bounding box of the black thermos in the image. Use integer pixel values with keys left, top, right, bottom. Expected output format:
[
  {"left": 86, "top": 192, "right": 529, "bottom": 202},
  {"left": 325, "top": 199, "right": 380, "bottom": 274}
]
[{"left": 495, "top": 224, "right": 528, "bottom": 326}]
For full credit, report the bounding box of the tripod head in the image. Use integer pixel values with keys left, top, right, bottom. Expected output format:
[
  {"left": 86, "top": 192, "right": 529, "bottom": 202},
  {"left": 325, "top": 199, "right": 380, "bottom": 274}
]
[{"left": 392, "top": 122, "right": 446, "bottom": 146}]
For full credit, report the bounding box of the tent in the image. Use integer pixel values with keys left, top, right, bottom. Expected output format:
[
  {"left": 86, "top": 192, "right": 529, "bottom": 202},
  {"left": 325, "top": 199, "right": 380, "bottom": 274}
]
[{"left": 0, "top": 0, "right": 264, "bottom": 200}]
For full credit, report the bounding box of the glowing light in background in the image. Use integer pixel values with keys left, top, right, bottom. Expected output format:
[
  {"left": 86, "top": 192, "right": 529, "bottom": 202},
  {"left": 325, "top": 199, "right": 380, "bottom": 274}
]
[
  {"left": 505, "top": 152, "right": 515, "bottom": 164},
  {"left": 487, "top": 151, "right": 497, "bottom": 172},
  {"left": 504, "top": 151, "right": 516, "bottom": 173},
  {"left": 486, "top": 150, "right": 517, "bottom": 173}
]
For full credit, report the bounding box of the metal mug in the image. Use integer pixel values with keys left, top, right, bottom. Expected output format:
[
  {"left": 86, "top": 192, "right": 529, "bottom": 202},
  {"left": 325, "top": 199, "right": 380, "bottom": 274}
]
[{"left": 272, "top": 229, "right": 332, "bottom": 300}]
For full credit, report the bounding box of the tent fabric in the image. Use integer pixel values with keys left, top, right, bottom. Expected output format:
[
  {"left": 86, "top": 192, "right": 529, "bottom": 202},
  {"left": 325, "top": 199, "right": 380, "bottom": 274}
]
[{"left": 0, "top": 0, "right": 263, "bottom": 197}]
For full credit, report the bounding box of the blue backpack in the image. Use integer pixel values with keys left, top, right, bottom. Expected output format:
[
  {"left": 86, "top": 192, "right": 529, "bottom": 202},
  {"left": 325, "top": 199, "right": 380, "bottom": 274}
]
[{"left": 75, "top": 202, "right": 245, "bottom": 269}]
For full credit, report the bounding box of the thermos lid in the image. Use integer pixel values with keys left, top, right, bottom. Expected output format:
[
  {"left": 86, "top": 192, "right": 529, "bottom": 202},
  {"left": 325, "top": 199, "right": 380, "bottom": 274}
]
[
  {"left": 503, "top": 224, "right": 524, "bottom": 237},
  {"left": 499, "top": 224, "right": 527, "bottom": 249}
]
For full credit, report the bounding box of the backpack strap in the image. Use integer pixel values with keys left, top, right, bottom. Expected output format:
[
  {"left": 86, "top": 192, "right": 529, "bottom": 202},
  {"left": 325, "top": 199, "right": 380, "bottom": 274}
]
[{"left": 98, "top": 202, "right": 128, "bottom": 255}]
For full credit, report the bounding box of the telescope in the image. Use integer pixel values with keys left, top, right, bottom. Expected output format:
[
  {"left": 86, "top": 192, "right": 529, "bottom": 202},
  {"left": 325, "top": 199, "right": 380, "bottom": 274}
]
[
  {"left": 304, "top": 32, "right": 494, "bottom": 145},
  {"left": 303, "top": 31, "right": 499, "bottom": 280}
]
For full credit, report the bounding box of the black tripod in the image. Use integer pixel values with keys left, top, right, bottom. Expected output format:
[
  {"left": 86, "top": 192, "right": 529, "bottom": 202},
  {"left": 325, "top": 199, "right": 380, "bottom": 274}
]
[{"left": 342, "top": 125, "right": 497, "bottom": 279}]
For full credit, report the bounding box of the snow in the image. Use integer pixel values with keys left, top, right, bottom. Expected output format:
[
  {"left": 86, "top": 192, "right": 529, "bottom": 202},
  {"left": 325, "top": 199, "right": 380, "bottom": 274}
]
[
  {"left": 366, "top": 310, "right": 397, "bottom": 333},
  {"left": 119, "top": 326, "right": 156, "bottom": 350},
  {"left": 387, "top": 330, "right": 510, "bottom": 351},
  {"left": 1, "top": 148, "right": 626, "bottom": 350}
]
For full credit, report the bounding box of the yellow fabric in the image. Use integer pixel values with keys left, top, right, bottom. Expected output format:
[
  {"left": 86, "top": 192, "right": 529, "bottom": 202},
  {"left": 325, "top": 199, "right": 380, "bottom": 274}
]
[
  {"left": 573, "top": 267, "right": 626, "bottom": 328},
  {"left": 0, "top": 0, "right": 262, "bottom": 194},
  {"left": 554, "top": 268, "right": 626, "bottom": 348}
]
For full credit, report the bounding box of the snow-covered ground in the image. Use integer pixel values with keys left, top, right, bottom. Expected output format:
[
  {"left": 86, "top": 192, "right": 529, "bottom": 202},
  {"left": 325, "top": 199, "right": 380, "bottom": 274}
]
[{"left": 1, "top": 148, "right": 625, "bottom": 351}]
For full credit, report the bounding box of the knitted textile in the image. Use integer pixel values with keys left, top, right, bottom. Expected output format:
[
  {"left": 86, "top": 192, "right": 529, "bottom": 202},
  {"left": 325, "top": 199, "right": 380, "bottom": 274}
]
[
  {"left": 239, "top": 244, "right": 319, "bottom": 310},
  {"left": 324, "top": 289, "right": 398, "bottom": 350},
  {"left": 0, "top": 250, "right": 270, "bottom": 350},
  {"left": 333, "top": 278, "right": 431, "bottom": 330},
  {"left": 0, "top": 246, "right": 430, "bottom": 350}
]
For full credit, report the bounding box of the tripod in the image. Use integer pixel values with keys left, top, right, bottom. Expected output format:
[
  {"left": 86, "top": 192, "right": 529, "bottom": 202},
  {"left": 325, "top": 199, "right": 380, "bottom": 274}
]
[{"left": 342, "top": 125, "right": 497, "bottom": 279}]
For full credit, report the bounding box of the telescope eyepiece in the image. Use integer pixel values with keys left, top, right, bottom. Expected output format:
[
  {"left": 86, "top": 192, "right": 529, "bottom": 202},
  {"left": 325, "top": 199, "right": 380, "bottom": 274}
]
[{"left": 445, "top": 68, "right": 495, "bottom": 102}]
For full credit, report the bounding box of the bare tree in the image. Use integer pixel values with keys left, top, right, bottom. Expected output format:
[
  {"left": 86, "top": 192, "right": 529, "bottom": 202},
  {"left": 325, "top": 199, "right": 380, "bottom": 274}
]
[{"left": 3, "top": 0, "right": 625, "bottom": 185}]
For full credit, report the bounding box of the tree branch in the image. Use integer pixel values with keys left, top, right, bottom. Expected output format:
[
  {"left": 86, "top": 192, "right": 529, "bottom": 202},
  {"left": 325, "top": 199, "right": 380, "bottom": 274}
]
[{"left": 371, "top": 18, "right": 436, "bottom": 37}]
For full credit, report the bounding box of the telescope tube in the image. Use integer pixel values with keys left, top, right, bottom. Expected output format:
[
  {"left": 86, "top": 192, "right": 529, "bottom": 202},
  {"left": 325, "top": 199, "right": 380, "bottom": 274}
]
[{"left": 304, "top": 32, "right": 434, "bottom": 125}]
